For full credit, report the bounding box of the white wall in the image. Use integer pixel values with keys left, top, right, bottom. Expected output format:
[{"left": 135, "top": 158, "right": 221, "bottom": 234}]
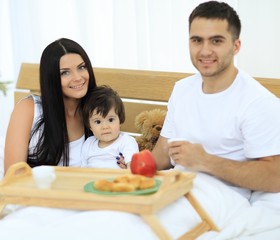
[
  {"left": 238, "top": 0, "right": 280, "bottom": 78},
  {"left": 0, "top": 89, "right": 14, "bottom": 138},
  {"left": 0, "top": 0, "right": 279, "bottom": 138}
]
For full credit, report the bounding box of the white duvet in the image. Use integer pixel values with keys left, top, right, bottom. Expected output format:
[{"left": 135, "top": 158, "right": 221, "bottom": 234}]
[
  {"left": 0, "top": 170, "right": 280, "bottom": 240},
  {"left": 1, "top": 135, "right": 280, "bottom": 240}
]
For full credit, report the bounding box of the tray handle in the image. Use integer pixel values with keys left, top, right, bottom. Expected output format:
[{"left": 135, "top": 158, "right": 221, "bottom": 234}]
[
  {"left": 1, "top": 162, "right": 31, "bottom": 185},
  {"left": 156, "top": 170, "right": 182, "bottom": 193}
]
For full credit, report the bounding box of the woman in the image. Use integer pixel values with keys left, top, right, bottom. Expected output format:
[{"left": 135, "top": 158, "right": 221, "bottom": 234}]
[{"left": 4, "top": 38, "right": 97, "bottom": 171}]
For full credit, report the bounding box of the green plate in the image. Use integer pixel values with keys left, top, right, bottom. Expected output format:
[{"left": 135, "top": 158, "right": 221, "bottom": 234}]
[{"left": 84, "top": 178, "right": 161, "bottom": 196}]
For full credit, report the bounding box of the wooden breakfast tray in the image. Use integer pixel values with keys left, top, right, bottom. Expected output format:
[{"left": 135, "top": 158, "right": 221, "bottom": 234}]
[{"left": 0, "top": 162, "right": 218, "bottom": 239}]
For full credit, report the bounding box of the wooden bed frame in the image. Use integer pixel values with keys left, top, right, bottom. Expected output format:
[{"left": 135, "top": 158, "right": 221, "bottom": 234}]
[{"left": 15, "top": 63, "right": 280, "bottom": 135}]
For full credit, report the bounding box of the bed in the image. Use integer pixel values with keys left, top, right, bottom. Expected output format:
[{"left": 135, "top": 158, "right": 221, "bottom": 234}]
[{"left": 1, "top": 65, "right": 280, "bottom": 239}]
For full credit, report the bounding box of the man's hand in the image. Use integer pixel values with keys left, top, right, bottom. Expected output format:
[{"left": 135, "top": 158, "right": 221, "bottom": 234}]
[{"left": 168, "top": 140, "right": 209, "bottom": 172}]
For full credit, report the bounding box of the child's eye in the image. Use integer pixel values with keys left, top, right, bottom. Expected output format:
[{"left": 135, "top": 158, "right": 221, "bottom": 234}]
[
  {"left": 109, "top": 118, "right": 115, "bottom": 123},
  {"left": 95, "top": 120, "right": 101, "bottom": 124}
]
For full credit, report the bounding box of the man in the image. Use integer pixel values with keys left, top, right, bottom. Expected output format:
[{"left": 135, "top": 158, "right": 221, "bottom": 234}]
[{"left": 152, "top": 1, "right": 280, "bottom": 199}]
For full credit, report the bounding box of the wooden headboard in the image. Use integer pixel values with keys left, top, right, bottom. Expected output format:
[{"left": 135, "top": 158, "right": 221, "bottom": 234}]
[{"left": 15, "top": 63, "right": 280, "bottom": 135}]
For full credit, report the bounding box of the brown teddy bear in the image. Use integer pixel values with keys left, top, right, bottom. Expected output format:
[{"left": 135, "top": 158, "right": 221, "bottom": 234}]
[{"left": 134, "top": 109, "right": 167, "bottom": 151}]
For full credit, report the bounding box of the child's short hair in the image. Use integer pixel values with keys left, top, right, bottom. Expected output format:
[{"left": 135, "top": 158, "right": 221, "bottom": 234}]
[{"left": 83, "top": 85, "right": 125, "bottom": 128}]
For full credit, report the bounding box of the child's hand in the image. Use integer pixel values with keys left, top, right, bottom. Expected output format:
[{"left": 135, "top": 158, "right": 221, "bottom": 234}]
[{"left": 116, "top": 152, "right": 127, "bottom": 169}]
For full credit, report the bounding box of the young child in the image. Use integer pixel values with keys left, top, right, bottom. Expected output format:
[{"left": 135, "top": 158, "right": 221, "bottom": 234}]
[{"left": 81, "top": 85, "right": 139, "bottom": 169}]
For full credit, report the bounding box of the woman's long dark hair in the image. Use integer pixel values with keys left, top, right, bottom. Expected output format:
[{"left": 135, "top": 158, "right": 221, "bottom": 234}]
[{"left": 27, "top": 38, "right": 96, "bottom": 167}]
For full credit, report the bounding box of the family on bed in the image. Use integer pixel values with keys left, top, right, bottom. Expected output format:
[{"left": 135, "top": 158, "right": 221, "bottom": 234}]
[{"left": 3, "top": 1, "right": 280, "bottom": 238}]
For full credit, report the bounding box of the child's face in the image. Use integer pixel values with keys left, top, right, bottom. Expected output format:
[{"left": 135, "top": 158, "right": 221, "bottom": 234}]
[{"left": 89, "top": 107, "right": 121, "bottom": 146}]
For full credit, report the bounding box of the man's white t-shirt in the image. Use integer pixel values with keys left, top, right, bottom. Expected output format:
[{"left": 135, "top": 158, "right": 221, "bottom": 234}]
[{"left": 161, "top": 69, "right": 280, "bottom": 198}]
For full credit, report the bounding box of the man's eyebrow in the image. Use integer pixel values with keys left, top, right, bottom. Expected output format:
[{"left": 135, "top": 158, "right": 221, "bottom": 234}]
[
  {"left": 210, "top": 35, "right": 226, "bottom": 39},
  {"left": 189, "top": 35, "right": 201, "bottom": 39},
  {"left": 189, "top": 35, "right": 226, "bottom": 40}
]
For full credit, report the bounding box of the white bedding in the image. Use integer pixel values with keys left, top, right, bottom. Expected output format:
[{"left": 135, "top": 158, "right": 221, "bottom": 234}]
[
  {"left": 1, "top": 170, "right": 280, "bottom": 240},
  {"left": 0, "top": 135, "right": 279, "bottom": 239}
]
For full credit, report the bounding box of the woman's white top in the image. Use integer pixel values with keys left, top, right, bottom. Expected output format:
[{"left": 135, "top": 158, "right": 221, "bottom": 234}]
[{"left": 28, "top": 95, "right": 84, "bottom": 167}]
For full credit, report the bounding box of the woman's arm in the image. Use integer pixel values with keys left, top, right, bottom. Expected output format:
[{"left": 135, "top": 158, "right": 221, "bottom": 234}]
[{"left": 4, "top": 98, "right": 34, "bottom": 173}]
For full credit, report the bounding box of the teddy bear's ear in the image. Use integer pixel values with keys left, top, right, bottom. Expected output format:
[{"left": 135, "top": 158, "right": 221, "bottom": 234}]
[{"left": 134, "top": 110, "right": 148, "bottom": 131}]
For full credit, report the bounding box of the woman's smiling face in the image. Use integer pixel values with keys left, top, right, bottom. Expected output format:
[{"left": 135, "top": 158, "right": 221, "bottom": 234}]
[{"left": 59, "top": 53, "right": 89, "bottom": 99}]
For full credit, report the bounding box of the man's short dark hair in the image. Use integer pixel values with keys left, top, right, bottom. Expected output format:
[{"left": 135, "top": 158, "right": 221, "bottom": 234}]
[{"left": 189, "top": 1, "right": 241, "bottom": 40}]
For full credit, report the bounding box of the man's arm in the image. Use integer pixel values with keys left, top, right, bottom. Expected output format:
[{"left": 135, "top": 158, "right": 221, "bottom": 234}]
[
  {"left": 204, "top": 154, "right": 280, "bottom": 192},
  {"left": 169, "top": 140, "right": 280, "bottom": 192},
  {"left": 152, "top": 136, "right": 173, "bottom": 170}
]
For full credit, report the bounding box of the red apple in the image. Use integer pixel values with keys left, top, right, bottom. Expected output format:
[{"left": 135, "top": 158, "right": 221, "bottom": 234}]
[{"left": 130, "top": 150, "right": 157, "bottom": 177}]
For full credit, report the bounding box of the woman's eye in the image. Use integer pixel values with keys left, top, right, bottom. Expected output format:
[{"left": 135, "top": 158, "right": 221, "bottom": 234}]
[
  {"left": 79, "top": 65, "right": 87, "bottom": 70},
  {"left": 60, "top": 71, "right": 69, "bottom": 76}
]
